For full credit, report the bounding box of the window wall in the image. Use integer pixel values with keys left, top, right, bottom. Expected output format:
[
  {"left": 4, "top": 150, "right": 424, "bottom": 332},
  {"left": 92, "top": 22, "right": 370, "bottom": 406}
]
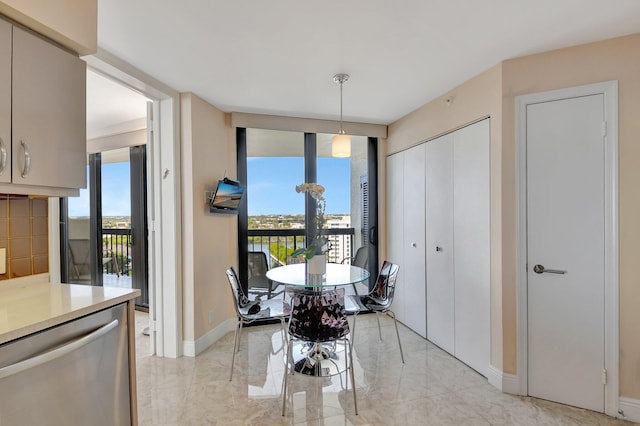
[{"left": 238, "top": 127, "right": 377, "bottom": 293}]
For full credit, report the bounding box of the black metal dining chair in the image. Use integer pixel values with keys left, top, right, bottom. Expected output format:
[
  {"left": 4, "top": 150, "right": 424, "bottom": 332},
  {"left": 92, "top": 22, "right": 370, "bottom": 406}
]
[
  {"left": 225, "top": 266, "right": 290, "bottom": 381},
  {"left": 247, "top": 251, "right": 283, "bottom": 300},
  {"left": 281, "top": 287, "right": 357, "bottom": 416},
  {"left": 349, "top": 261, "right": 404, "bottom": 363}
]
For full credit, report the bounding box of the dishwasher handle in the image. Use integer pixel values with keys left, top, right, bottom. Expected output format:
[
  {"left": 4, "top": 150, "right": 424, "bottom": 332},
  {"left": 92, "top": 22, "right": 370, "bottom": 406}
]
[{"left": 0, "top": 319, "right": 119, "bottom": 380}]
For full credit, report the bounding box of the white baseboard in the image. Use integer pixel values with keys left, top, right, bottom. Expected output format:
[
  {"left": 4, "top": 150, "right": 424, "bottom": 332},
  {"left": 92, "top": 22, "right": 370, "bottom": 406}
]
[
  {"left": 619, "top": 397, "right": 640, "bottom": 423},
  {"left": 487, "top": 365, "right": 522, "bottom": 395},
  {"left": 183, "top": 318, "right": 236, "bottom": 357}
]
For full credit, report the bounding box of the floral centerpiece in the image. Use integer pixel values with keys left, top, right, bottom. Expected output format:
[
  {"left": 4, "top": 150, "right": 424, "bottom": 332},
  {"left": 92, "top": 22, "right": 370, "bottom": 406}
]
[{"left": 291, "top": 183, "right": 328, "bottom": 266}]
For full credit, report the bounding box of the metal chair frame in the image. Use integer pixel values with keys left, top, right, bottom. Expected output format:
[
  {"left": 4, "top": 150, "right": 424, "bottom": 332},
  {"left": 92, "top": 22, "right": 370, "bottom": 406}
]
[
  {"left": 350, "top": 261, "right": 405, "bottom": 363},
  {"left": 225, "top": 266, "right": 289, "bottom": 381},
  {"left": 281, "top": 287, "right": 358, "bottom": 416}
]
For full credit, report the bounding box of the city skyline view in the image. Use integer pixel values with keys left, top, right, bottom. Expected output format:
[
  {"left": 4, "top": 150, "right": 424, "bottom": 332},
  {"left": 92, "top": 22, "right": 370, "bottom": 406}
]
[{"left": 69, "top": 155, "right": 352, "bottom": 217}]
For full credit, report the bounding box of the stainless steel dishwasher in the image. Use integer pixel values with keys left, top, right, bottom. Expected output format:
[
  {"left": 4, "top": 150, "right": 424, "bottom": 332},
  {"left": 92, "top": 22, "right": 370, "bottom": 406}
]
[{"left": 0, "top": 303, "right": 131, "bottom": 425}]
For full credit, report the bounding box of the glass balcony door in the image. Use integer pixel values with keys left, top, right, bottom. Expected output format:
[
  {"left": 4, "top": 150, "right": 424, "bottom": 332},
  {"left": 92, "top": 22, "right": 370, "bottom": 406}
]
[
  {"left": 61, "top": 146, "right": 149, "bottom": 308},
  {"left": 237, "top": 128, "right": 378, "bottom": 294}
]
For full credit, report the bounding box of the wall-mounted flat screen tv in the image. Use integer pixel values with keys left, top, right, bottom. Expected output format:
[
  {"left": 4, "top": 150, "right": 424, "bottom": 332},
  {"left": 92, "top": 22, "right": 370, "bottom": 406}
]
[{"left": 210, "top": 178, "right": 244, "bottom": 214}]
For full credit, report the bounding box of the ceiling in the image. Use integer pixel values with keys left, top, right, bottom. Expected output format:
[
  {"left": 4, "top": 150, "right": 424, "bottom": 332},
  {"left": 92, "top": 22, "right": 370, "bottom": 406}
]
[{"left": 94, "top": 0, "right": 640, "bottom": 127}]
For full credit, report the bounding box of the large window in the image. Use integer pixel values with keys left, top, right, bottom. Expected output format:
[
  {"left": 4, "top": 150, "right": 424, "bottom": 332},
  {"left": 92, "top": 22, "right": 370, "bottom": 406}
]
[{"left": 238, "top": 128, "right": 377, "bottom": 292}]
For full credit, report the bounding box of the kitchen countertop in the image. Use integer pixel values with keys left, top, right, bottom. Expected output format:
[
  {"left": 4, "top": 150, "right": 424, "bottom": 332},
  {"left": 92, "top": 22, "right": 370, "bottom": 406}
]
[{"left": 0, "top": 280, "right": 140, "bottom": 345}]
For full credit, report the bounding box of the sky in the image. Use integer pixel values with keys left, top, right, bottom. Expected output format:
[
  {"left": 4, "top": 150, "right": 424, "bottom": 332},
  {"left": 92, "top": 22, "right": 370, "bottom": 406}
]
[
  {"left": 68, "top": 162, "right": 131, "bottom": 217},
  {"left": 69, "top": 156, "right": 351, "bottom": 217},
  {"left": 247, "top": 157, "right": 351, "bottom": 215}
]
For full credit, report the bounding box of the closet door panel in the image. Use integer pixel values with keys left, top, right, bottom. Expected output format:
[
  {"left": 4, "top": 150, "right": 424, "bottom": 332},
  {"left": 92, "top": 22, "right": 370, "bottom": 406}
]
[
  {"left": 386, "top": 153, "right": 406, "bottom": 323},
  {"left": 425, "top": 133, "right": 455, "bottom": 353},
  {"left": 402, "top": 144, "right": 426, "bottom": 337},
  {"left": 453, "top": 119, "right": 490, "bottom": 376}
]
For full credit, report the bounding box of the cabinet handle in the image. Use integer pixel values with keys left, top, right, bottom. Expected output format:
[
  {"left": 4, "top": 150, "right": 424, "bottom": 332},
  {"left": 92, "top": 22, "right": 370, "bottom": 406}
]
[
  {"left": 0, "top": 138, "right": 6, "bottom": 175},
  {"left": 435, "top": 246, "right": 443, "bottom": 252},
  {"left": 0, "top": 319, "right": 119, "bottom": 380},
  {"left": 21, "top": 140, "right": 31, "bottom": 178}
]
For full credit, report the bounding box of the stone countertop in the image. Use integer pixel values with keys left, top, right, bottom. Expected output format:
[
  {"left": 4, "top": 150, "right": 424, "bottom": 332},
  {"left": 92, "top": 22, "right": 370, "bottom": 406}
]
[{"left": 0, "top": 280, "right": 140, "bottom": 345}]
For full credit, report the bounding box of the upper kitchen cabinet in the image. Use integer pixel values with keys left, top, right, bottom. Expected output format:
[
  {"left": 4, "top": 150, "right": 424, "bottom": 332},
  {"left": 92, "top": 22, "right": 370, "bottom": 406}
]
[
  {"left": 0, "top": 0, "right": 97, "bottom": 55},
  {"left": 11, "top": 26, "right": 86, "bottom": 194},
  {"left": 0, "top": 20, "right": 9, "bottom": 184}
]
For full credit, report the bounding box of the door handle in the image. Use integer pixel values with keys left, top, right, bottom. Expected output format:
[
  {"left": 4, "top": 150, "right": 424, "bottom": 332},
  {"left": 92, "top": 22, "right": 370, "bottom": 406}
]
[
  {"left": 533, "top": 264, "right": 567, "bottom": 274},
  {"left": 0, "top": 319, "right": 119, "bottom": 379}
]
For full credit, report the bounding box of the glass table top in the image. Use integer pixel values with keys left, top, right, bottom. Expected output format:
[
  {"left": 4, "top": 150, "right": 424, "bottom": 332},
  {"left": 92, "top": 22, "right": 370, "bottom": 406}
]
[{"left": 266, "top": 263, "right": 370, "bottom": 287}]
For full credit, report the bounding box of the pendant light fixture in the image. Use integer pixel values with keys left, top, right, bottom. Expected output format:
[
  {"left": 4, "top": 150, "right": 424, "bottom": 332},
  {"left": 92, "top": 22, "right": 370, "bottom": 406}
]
[{"left": 331, "top": 73, "right": 351, "bottom": 158}]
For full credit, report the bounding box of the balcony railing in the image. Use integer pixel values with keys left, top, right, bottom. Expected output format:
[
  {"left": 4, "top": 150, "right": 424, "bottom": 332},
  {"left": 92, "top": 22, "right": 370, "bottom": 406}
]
[
  {"left": 102, "top": 228, "right": 132, "bottom": 276},
  {"left": 248, "top": 228, "right": 355, "bottom": 267}
]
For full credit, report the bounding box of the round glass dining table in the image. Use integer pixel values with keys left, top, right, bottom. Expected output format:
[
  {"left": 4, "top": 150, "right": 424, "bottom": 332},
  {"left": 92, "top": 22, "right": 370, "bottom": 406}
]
[
  {"left": 266, "top": 262, "right": 369, "bottom": 377},
  {"left": 265, "top": 262, "right": 369, "bottom": 287}
]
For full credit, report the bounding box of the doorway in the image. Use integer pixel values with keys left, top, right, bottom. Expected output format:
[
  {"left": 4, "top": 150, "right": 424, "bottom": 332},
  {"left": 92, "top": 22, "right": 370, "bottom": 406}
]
[
  {"left": 62, "top": 146, "right": 149, "bottom": 307},
  {"left": 516, "top": 81, "right": 619, "bottom": 415}
]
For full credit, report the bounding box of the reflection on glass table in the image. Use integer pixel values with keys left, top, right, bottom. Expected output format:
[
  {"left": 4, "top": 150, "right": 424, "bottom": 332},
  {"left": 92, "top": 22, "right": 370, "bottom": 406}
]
[{"left": 265, "top": 263, "right": 369, "bottom": 289}]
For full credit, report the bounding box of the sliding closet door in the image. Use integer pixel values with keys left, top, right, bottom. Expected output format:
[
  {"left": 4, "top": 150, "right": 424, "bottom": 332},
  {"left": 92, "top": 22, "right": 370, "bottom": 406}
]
[
  {"left": 425, "top": 133, "right": 455, "bottom": 353},
  {"left": 402, "top": 144, "right": 426, "bottom": 338},
  {"left": 453, "top": 119, "right": 490, "bottom": 376},
  {"left": 386, "top": 152, "right": 405, "bottom": 324}
]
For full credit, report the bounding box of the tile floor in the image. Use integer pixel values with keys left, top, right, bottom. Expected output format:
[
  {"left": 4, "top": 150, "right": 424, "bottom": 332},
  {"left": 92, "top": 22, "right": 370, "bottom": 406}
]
[{"left": 133, "top": 312, "right": 633, "bottom": 425}]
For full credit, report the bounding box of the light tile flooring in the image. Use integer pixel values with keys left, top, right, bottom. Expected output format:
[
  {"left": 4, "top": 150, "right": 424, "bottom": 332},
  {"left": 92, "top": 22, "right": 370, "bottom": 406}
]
[{"left": 133, "top": 312, "right": 633, "bottom": 425}]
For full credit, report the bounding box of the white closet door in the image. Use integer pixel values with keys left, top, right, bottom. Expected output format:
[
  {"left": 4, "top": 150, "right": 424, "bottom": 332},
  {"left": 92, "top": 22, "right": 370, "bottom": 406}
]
[
  {"left": 402, "top": 144, "right": 426, "bottom": 337},
  {"left": 386, "top": 152, "right": 406, "bottom": 323},
  {"left": 425, "top": 133, "right": 455, "bottom": 353},
  {"left": 453, "top": 119, "right": 490, "bottom": 376}
]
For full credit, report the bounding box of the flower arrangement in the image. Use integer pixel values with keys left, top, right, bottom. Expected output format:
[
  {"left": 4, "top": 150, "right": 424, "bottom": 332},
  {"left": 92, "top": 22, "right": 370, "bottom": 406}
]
[{"left": 292, "top": 182, "right": 328, "bottom": 260}]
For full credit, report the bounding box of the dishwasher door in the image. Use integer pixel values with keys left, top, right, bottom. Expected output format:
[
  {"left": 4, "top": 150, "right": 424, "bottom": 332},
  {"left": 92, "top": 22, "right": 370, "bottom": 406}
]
[{"left": 0, "top": 303, "right": 131, "bottom": 426}]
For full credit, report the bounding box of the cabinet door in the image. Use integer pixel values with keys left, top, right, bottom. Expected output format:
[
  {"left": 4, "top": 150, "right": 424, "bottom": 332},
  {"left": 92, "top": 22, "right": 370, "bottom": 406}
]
[
  {"left": 0, "top": 20, "right": 10, "bottom": 184},
  {"left": 425, "top": 133, "right": 455, "bottom": 353},
  {"left": 386, "top": 152, "right": 405, "bottom": 323},
  {"left": 12, "top": 27, "right": 86, "bottom": 189},
  {"left": 401, "top": 144, "right": 426, "bottom": 338},
  {"left": 453, "top": 119, "right": 490, "bottom": 376}
]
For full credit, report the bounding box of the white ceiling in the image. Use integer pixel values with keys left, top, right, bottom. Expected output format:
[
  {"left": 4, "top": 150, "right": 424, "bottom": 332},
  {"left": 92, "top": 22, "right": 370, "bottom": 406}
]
[{"left": 94, "top": 0, "right": 640, "bottom": 127}]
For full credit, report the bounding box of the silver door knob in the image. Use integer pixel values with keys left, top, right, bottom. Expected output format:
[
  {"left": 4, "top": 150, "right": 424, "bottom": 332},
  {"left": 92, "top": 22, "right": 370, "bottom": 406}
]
[
  {"left": 533, "top": 264, "right": 567, "bottom": 274},
  {"left": 435, "top": 246, "right": 443, "bottom": 252}
]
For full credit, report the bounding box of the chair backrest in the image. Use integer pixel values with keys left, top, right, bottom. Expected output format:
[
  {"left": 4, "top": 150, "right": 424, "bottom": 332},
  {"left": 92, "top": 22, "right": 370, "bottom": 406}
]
[
  {"left": 287, "top": 288, "right": 349, "bottom": 343},
  {"left": 226, "top": 267, "right": 251, "bottom": 310},
  {"left": 352, "top": 246, "right": 369, "bottom": 269},
  {"left": 373, "top": 261, "right": 400, "bottom": 302},
  {"left": 247, "top": 251, "right": 271, "bottom": 289}
]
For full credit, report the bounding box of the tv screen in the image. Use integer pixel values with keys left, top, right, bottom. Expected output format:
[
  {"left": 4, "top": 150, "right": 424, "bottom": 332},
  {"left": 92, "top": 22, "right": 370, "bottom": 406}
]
[{"left": 210, "top": 178, "right": 244, "bottom": 213}]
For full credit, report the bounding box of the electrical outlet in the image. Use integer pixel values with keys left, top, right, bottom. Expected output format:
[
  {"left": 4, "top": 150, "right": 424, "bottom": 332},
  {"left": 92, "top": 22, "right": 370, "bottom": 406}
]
[{"left": 208, "top": 310, "right": 215, "bottom": 324}]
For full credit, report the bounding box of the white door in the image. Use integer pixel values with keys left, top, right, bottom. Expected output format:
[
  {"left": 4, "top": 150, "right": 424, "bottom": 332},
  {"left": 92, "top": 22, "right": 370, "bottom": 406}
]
[
  {"left": 403, "top": 144, "right": 426, "bottom": 338},
  {"left": 386, "top": 153, "right": 405, "bottom": 324},
  {"left": 425, "top": 133, "right": 455, "bottom": 353},
  {"left": 453, "top": 119, "right": 490, "bottom": 377},
  {"left": 526, "top": 94, "right": 605, "bottom": 411}
]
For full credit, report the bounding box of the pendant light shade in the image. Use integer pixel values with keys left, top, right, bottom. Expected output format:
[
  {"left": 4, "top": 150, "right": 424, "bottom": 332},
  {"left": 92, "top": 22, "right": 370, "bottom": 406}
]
[
  {"left": 331, "top": 133, "right": 351, "bottom": 157},
  {"left": 331, "top": 73, "right": 351, "bottom": 158}
]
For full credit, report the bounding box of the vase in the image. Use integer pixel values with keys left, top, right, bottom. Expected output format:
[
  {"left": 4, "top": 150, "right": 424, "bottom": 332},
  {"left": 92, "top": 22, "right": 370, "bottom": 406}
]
[{"left": 307, "top": 253, "right": 327, "bottom": 275}]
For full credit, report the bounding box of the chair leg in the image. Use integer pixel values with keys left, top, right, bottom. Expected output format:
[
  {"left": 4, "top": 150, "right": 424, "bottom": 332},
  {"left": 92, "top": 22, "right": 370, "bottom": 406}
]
[
  {"left": 351, "top": 312, "right": 358, "bottom": 342},
  {"left": 346, "top": 339, "right": 358, "bottom": 415},
  {"left": 230, "top": 319, "right": 244, "bottom": 381},
  {"left": 375, "top": 312, "right": 382, "bottom": 340},
  {"left": 282, "top": 338, "right": 293, "bottom": 416},
  {"left": 387, "top": 310, "right": 405, "bottom": 363}
]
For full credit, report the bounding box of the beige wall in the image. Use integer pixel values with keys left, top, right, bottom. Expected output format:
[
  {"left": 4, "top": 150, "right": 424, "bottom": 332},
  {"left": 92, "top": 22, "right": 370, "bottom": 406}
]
[
  {"left": 387, "top": 64, "right": 505, "bottom": 370},
  {"left": 0, "top": 0, "right": 97, "bottom": 55},
  {"left": 388, "top": 33, "right": 640, "bottom": 400},
  {"left": 180, "top": 93, "right": 236, "bottom": 343},
  {"left": 502, "top": 33, "right": 640, "bottom": 399}
]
